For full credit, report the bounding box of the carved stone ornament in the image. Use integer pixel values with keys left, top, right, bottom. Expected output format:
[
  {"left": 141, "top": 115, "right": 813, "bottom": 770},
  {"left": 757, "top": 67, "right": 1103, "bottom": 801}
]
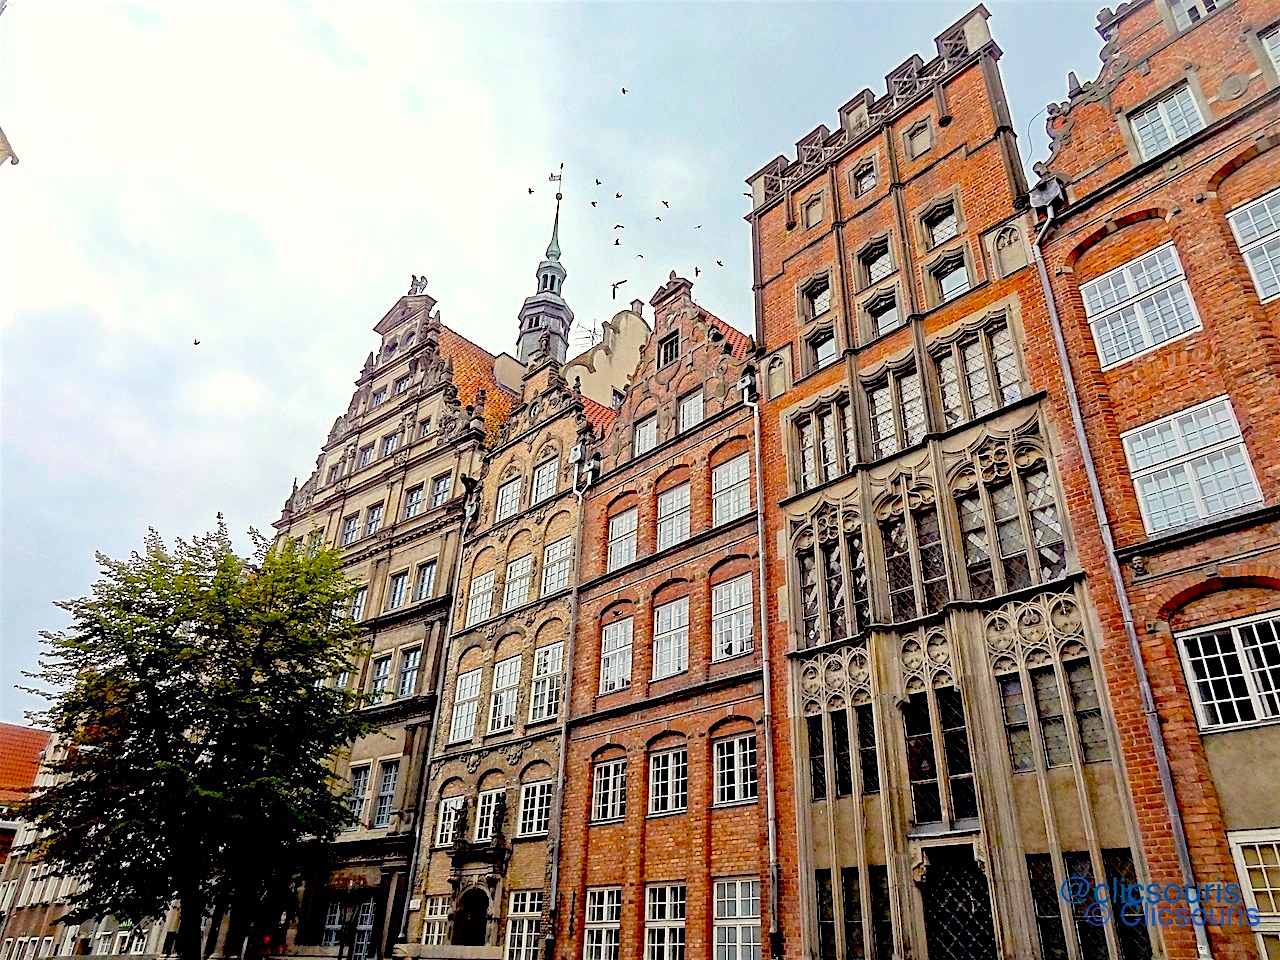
[
  {"left": 799, "top": 644, "right": 874, "bottom": 716},
  {"left": 984, "top": 589, "right": 1087, "bottom": 674},
  {"left": 503, "top": 741, "right": 527, "bottom": 766},
  {"left": 901, "top": 626, "right": 953, "bottom": 693},
  {"left": 464, "top": 753, "right": 483, "bottom": 775}
]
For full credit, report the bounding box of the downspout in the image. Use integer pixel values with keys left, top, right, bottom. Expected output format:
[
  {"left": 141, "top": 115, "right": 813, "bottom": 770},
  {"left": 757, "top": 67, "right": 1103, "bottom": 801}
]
[
  {"left": 397, "top": 480, "right": 479, "bottom": 943},
  {"left": 743, "top": 373, "right": 782, "bottom": 958},
  {"left": 544, "top": 448, "right": 595, "bottom": 960},
  {"left": 1031, "top": 209, "right": 1212, "bottom": 960}
]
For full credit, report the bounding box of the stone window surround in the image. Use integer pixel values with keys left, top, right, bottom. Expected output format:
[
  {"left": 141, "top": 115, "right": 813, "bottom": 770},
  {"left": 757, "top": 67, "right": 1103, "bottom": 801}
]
[
  {"left": 1243, "top": 21, "right": 1280, "bottom": 89},
  {"left": 913, "top": 189, "right": 967, "bottom": 254},
  {"left": 1114, "top": 69, "right": 1210, "bottom": 167},
  {"left": 797, "top": 269, "right": 836, "bottom": 324},
  {"left": 802, "top": 189, "right": 826, "bottom": 229},
  {"left": 857, "top": 281, "right": 906, "bottom": 345},
  {"left": 848, "top": 151, "right": 880, "bottom": 198},
  {"left": 904, "top": 115, "right": 934, "bottom": 160},
  {"left": 1153, "top": 0, "right": 1235, "bottom": 38},
  {"left": 854, "top": 232, "right": 896, "bottom": 291},
  {"left": 922, "top": 241, "right": 978, "bottom": 311}
]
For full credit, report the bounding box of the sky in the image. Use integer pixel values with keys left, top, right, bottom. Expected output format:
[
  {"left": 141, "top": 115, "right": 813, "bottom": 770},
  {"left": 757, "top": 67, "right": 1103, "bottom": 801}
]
[{"left": 0, "top": 0, "right": 1103, "bottom": 725}]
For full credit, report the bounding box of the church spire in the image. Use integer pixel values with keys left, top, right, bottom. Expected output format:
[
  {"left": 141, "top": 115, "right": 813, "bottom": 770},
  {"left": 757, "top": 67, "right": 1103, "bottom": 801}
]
[
  {"left": 545, "top": 190, "right": 562, "bottom": 262},
  {"left": 516, "top": 165, "right": 574, "bottom": 367}
]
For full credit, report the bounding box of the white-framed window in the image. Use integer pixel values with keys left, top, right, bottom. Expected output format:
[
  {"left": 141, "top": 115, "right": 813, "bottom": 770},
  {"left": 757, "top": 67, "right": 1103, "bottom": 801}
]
[
  {"left": 466, "top": 571, "right": 496, "bottom": 626},
  {"left": 657, "top": 484, "right": 691, "bottom": 551},
  {"left": 713, "top": 879, "right": 762, "bottom": 960},
  {"left": 1168, "top": 0, "right": 1222, "bottom": 30},
  {"left": 364, "top": 504, "right": 384, "bottom": 537},
  {"left": 489, "top": 655, "right": 521, "bottom": 732},
  {"left": 381, "top": 434, "right": 399, "bottom": 458},
  {"left": 372, "top": 760, "right": 398, "bottom": 827},
  {"left": 591, "top": 759, "right": 627, "bottom": 822},
  {"left": 430, "top": 475, "right": 451, "bottom": 507},
  {"left": 1228, "top": 829, "right": 1280, "bottom": 959},
  {"left": 495, "top": 478, "right": 522, "bottom": 523},
  {"left": 386, "top": 571, "right": 409, "bottom": 610},
  {"left": 712, "top": 454, "right": 751, "bottom": 525},
  {"left": 403, "top": 485, "right": 424, "bottom": 519},
  {"left": 648, "top": 748, "right": 688, "bottom": 815},
  {"left": 352, "top": 899, "right": 376, "bottom": 960},
  {"left": 503, "top": 555, "right": 533, "bottom": 610},
  {"left": 1177, "top": 611, "right": 1280, "bottom": 729},
  {"left": 652, "top": 598, "right": 689, "bottom": 680},
  {"left": 585, "top": 888, "right": 622, "bottom": 960},
  {"left": 415, "top": 560, "right": 437, "bottom": 600},
  {"left": 678, "top": 393, "right": 704, "bottom": 433},
  {"left": 370, "top": 387, "right": 387, "bottom": 407},
  {"left": 475, "top": 787, "right": 504, "bottom": 841},
  {"left": 714, "top": 735, "right": 759, "bottom": 805},
  {"left": 635, "top": 416, "right": 658, "bottom": 456},
  {"left": 1228, "top": 186, "right": 1280, "bottom": 302},
  {"left": 397, "top": 647, "right": 421, "bottom": 698},
  {"left": 658, "top": 332, "right": 680, "bottom": 368},
  {"left": 1081, "top": 242, "right": 1202, "bottom": 368},
  {"left": 418, "top": 417, "right": 432, "bottom": 438},
  {"left": 528, "top": 642, "right": 564, "bottom": 723},
  {"left": 1264, "top": 25, "right": 1280, "bottom": 72},
  {"left": 518, "top": 780, "right": 554, "bottom": 836},
  {"left": 394, "top": 375, "right": 411, "bottom": 396},
  {"left": 350, "top": 585, "right": 367, "bottom": 621},
  {"left": 505, "top": 891, "right": 543, "bottom": 960},
  {"left": 1122, "top": 395, "right": 1261, "bottom": 532},
  {"left": 341, "top": 515, "right": 359, "bottom": 546},
  {"left": 608, "top": 508, "right": 638, "bottom": 571},
  {"left": 532, "top": 459, "right": 559, "bottom": 504},
  {"left": 541, "top": 537, "right": 573, "bottom": 595},
  {"left": 435, "top": 795, "right": 464, "bottom": 846},
  {"left": 327, "top": 463, "right": 343, "bottom": 485},
  {"left": 421, "top": 896, "right": 450, "bottom": 945},
  {"left": 321, "top": 904, "right": 342, "bottom": 947},
  {"left": 712, "top": 575, "right": 753, "bottom": 661},
  {"left": 600, "top": 617, "right": 634, "bottom": 694},
  {"left": 346, "top": 765, "right": 370, "bottom": 829},
  {"left": 449, "top": 669, "right": 482, "bottom": 742},
  {"left": 370, "top": 656, "right": 392, "bottom": 696},
  {"left": 645, "top": 885, "right": 686, "bottom": 960},
  {"left": 1130, "top": 83, "right": 1204, "bottom": 160},
  {"left": 358, "top": 444, "right": 375, "bottom": 468}
]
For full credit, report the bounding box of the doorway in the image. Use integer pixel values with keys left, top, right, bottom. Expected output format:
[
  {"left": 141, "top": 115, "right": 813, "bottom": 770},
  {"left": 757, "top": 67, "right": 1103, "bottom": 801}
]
[{"left": 452, "top": 888, "right": 489, "bottom": 947}]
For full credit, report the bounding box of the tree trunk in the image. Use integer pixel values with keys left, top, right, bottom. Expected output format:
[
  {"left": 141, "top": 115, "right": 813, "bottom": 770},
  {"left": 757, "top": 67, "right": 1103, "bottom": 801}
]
[
  {"left": 203, "top": 904, "right": 225, "bottom": 959},
  {"left": 176, "top": 894, "right": 207, "bottom": 960}
]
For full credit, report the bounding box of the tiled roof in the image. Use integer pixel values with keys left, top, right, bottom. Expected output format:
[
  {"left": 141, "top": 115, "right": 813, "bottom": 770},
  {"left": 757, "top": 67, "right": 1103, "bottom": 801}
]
[
  {"left": 580, "top": 396, "right": 616, "bottom": 436},
  {"left": 438, "top": 326, "right": 518, "bottom": 444},
  {"left": 706, "top": 315, "right": 753, "bottom": 360},
  {"left": 0, "top": 723, "right": 49, "bottom": 806}
]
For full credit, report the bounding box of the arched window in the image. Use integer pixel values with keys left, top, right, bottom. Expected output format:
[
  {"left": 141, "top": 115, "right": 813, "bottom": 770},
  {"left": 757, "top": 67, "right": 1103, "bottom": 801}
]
[{"left": 794, "top": 506, "right": 871, "bottom": 649}]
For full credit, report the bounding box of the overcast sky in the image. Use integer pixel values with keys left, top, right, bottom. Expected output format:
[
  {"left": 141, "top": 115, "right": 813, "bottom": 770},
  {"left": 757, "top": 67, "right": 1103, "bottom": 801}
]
[{"left": 0, "top": 0, "right": 1102, "bottom": 724}]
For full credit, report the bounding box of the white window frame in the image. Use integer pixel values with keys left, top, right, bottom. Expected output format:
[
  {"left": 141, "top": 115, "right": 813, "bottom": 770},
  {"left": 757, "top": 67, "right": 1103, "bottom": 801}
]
[
  {"left": 372, "top": 759, "right": 399, "bottom": 827},
  {"left": 541, "top": 537, "right": 573, "bottom": 595},
  {"left": 532, "top": 458, "right": 560, "bottom": 504},
  {"left": 585, "top": 888, "right": 622, "bottom": 960},
  {"left": 1228, "top": 828, "right": 1280, "bottom": 958},
  {"left": 346, "top": 765, "right": 370, "bottom": 829},
  {"left": 600, "top": 618, "right": 633, "bottom": 694},
  {"left": 364, "top": 503, "right": 384, "bottom": 537},
  {"left": 1264, "top": 26, "right": 1280, "bottom": 73},
  {"left": 591, "top": 759, "right": 627, "bottom": 822},
  {"left": 608, "top": 508, "right": 638, "bottom": 571},
  {"left": 435, "top": 795, "right": 464, "bottom": 846},
  {"left": 1081, "top": 242, "right": 1203, "bottom": 369},
  {"left": 380, "top": 434, "right": 399, "bottom": 458},
  {"left": 466, "top": 571, "right": 496, "bottom": 626},
  {"left": 386, "top": 571, "right": 409, "bottom": 610},
  {"left": 475, "top": 787, "right": 504, "bottom": 841},
  {"left": 712, "top": 575, "right": 753, "bottom": 661},
  {"left": 505, "top": 891, "right": 544, "bottom": 960},
  {"left": 350, "top": 586, "right": 367, "bottom": 621},
  {"left": 370, "top": 655, "right": 392, "bottom": 696},
  {"left": 648, "top": 748, "right": 688, "bottom": 816},
  {"left": 370, "top": 387, "right": 387, "bottom": 407},
  {"left": 1227, "top": 186, "right": 1280, "bottom": 303},
  {"left": 503, "top": 554, "right": 533, "bottom": 610},
  {"left": 1121, "top": 395, "right": 1261, "bottom": 533},
  {"left": 1129, "top": 82, "right": 1204, "bottom": 160},
  {"left": 518, "top": 780, "right": 554, "bottom": 837},
  {"left": 449, "top": 668, "right": 482, "bottom": 742},
  {"left": 644, "top": 884, "right": 686, "bottom": 960},
  {"left": 489, "top": 655, "right": 521, "bottom": 733},
  {"left": 358, "top": 444, "right": 375, "bottom": 468},
  {"left": 635, "top": 416, "right": 658, "bottom": 456},
  {"left": 397, "top": 646, "right": 421, "bottom": 698},
  {"left": 713, "top": 879, "right": 762, "bottom": 960},
  {"left": 495, "top": 478, "right": 522, "bottom": 523},
  {"left": 652, "top": 597, "right": 689, "bottom": 681},
  {"left": 415, "top": 560, "right": 437, "bottom": 601},
  {"left": 678, "top": 393, "right": 704, "bottom": 433},
  {"left": 712, "top": 454, "right": 751, "bottom": 526},
  {"left": 341, "top": 515, "right": 359, "bottom": 546},
  {"left": 421, "top": 896, "right": 450, "bottom": 945},
  {"left": 1176, "top": 610, "right": 1280, "bottom": 731},
  {"left": 528, "top": 642, "right": 564, "bottom": 723},
  {"left": 714, "top": 735, "right": 759, "bottom": 805},
  {"left": 430, "top": 474, "right": 451, "bottom": 507},
  {"left": 656, "top": 484, "right": 691, "bottom": 552},
  {"left": 394, "top": 375, "right": 411, "bottom": 396},
  {"left": 403, "top": 485, "right": 424, "bottom": 519}
]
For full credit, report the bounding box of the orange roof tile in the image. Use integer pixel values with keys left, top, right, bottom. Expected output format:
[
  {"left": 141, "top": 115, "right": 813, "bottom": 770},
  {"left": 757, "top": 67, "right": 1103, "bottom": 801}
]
[
  {"left": 0, "top": 723, "right": 49, "bottom": 806},
  {"left": 437, "top": 326, "right": 518, "bottom": 444},
  {"left": 580, "top": 396, "right": 617, "bottom": 437},
  {"left": 706, "top": 314, "right": 753, "bottom": 360}
]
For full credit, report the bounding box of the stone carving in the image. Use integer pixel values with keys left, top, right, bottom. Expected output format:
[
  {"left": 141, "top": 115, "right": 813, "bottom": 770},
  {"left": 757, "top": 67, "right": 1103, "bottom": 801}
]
[
  {"left": 901, "top": 626, "right": 953, "bottom": 693},
  {"left": 798, "top": 643, "right": 874, "bottom": 716},
  {"left": 983, "top": 589, "right": 1088, "bottom": 674},
  {"left": 408, "top": 275, "right": 429, "bottom": 295}
]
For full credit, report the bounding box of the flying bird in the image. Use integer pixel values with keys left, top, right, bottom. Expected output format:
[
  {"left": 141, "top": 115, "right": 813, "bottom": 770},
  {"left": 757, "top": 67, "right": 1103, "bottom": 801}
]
[
  {"left": 716, "top": 260, "right": 724, "bottom": 267},
  {"left": 193, "top": 339, "right": 201, "bottom": 345},
  {"left": 694, "top": 267, "right": 701, "bottom": 277},
  {"left": 595, "top": 179, "right": 602, "bottom": 186},
  {"left": 635, "top": 253, "right": 644, "bottom": 259},
  {"left": 621, "top": 87, "right": 627, "bottom": 95},
  {"left": 614, "top": 224, "right": 625, "bottom": 229},
  {"left": 614, "top": 238, "right": 621, "bottom": 246},
  {"left": 695, "top": 224, "right": 702, "bottom": 229},
  {"left": 615, "top": 192, "right": 623, "bottom": 199},
  {"left": 591, "top": 201, "right": 598, "bottom": 207},
  {"left": 655, "top": 216, "right": 662, "bottom": 221},
  {"left": 611, "top": 279, "right": 628, "bottom": 299},
  {"left": 528, "top": 187, "right": 534, "bottom": 194},
  {"left": 661, "top": 200, "right": 669, "bottom": 208}
]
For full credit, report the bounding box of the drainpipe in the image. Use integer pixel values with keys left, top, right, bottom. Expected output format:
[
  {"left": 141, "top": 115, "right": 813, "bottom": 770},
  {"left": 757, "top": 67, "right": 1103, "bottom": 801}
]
[
  {"left": 544, "top": 444, "right": 598, "bottom": 960},
  {"left": 397, "top": 477, "right": 480, "bottom": 943},
  {"left": 742, "top": 371, "right": 783, "bottom": 959},
  {"left": 1031, "top": 200, "right": 1213, "bottom": 960}
]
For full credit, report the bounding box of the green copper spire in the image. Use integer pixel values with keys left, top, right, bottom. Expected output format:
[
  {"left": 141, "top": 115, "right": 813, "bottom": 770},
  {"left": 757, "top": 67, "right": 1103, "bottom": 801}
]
[{"left": 545, "top": 190, "right": 562, "bottom": 262}]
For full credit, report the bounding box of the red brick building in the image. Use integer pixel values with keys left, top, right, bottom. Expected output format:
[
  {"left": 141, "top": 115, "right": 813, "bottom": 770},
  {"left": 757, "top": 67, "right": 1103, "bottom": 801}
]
[
  {"left": 1031, "top": 2, "right": 1280, "bottom": 959},
  {"left": 553, "top": 273, "right": 773, "bottom": 960}
]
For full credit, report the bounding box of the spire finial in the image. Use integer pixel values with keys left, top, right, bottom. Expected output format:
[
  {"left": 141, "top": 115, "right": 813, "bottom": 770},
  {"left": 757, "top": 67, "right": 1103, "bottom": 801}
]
[{"left": 546, "top": 163, "right": 564, "bottom": 261}]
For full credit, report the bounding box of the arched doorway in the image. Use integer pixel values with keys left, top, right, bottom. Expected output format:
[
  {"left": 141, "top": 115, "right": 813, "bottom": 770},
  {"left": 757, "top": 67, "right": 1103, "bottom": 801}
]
[{"left": 453, "top": 888, "right": 489, "bottom": 947}]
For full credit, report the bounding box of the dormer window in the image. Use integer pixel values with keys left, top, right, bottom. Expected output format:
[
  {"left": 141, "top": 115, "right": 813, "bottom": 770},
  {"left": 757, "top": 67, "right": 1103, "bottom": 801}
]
[
  {"left": 658, "top": 333, "right": 680, "bottom": 369},
  {"left": 803, "top": 276, "right": 832, "bottom": 320},
  {"left": 382, "top": 342, "right": 398, "bottom": 361},
  {"left": 860, "top": 240, "right": 893, "bottom": 286},
  {"left": 853, "top": 161, "right": 877, "bottom": 197},
  {"left": 924, "top": 202, "right": 959, "bottom": 248}
]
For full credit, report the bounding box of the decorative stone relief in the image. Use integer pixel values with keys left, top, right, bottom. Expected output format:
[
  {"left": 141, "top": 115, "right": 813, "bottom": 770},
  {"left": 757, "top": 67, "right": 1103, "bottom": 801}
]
[
  {"left": 799, "top": 643, "right": 874, "bottom": 716},
  {"left": 983, "top": 589, "right": 1087, "bottom": 675},
  {"left": 901, "top": 626, "right": 953, "bottom": 693}
]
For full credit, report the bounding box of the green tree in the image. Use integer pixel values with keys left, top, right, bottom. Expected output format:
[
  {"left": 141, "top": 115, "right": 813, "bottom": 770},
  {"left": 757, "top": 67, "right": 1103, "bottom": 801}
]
[{"left": 19, "top": 522, "right": 373, "bottom": 960}]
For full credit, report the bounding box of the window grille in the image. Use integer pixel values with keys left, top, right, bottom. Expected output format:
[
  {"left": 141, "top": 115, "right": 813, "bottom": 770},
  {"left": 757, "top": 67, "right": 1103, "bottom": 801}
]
[
  {"left": 495, "top": 479, "right": 521, "bottom": 522},
  {"left": 518, "top": 781, "right": 554, "bottom": 836},
  {"left": 1178, "top": 612, "right": 1280, "bottom": 729},
  {"left": 795, "top": 397, "right": 855, "bottom": 490},
  {"left": 934, "top": 321, "right": 1021, "bottom": 428},
  {"left": 645, "top": 885, "right": 686, "bottom": 960}
]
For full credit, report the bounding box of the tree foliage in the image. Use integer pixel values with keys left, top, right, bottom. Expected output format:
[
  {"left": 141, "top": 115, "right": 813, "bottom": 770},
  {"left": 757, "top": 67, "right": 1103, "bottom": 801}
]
[{"left": 20, "top": 522, "right": 373, "bottom": 960}]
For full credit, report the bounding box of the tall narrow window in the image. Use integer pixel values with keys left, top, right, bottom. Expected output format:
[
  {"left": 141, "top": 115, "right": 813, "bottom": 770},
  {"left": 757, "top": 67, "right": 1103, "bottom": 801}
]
[
  {"left": 937, "top": 686, "right": 977, "bottom": 818},
  {"left": 810, "top": 329, "right": 837, "bottom": 369},
  {"left": 474, "top": 787, "right": 503, "bottom": 841},
  {"left": 352, "top": 901, "right": 376, "bottom": 960},
  {"left": 364, "top": 504, "right": 384, "bottom": 537},
  {"left": 842, "top": 867, "right": 865, "bottom": 960},
  {"left": 1229, "top": 831, "right": 1280, "bottom": 960},
  {"left": 488, "top": 655, "right": 520, "bottom": 732},
  {"left": 351, "top": 585, "right": 368, "bottom": 621},
  {"left": 678, "top": 393, "right": 704, "bottom": 432},
  {"left": 868, "top": 294, "right": 900, "bottom": 338},
  {"left": 531, "top": 458, "right": 559, "bottom": 504},
  {"left": 541, "top": 537, "right": 573, "bottom": 595},
  {"left": 397, "top": 647, "right": 421, "bottom": 698},
  {"left": 635, "top": 416, "right": 658, "bottom": 456},
  {"left": 322, "top": 904, "right": 343, "bottom": 946},
  {"left": 466, "top": 571, "right": 495, "bottom": 626},
  {"left": 804, "top": 276, "right": 833, "bottom": 319},
  {"left": 505, "top": 891, "right": 543, "bottom": 960},
  {"left": 830, "top": 710, "right": 854, "bottom": 798},
  {"left": 585, "top": 889, "right": 622, "bottom": 960},
  {"left": 645, "top": 885, "right": 686, "bottom": 960},
  {"left": 924, "top": 201, "right": 958, "bottom": 247},
  {"left": 1178, "top": 611, "right": 1280, "bottom": 729},
  {"left": 358, "top": 445, "right": 375, "bottom": 468},
  {"left": 855, "top": 703, "right": 880, "bottom": 794},
  {"left": 795, "top": 397, "right": 854, "bottom": 490},
  {"left": 591, "top": 760, "right": 627, "bottom": 822},
  {"left": 712, "top": 575, "right": 753, "bottom": 660},
  {"left": 1026, "top": 855, "right": 1069, "bottom": 960},
  {"left": 867, "top": 368, "right": 924, "bottom": 459},
  {"left": 658, "top": 333, "right": 680, "bottom": 368},
  {"left": 714, "top": 735, "right": 758, "bottom": 804},
  {"left": 713, "top": 454, "right": 751, "bottom": 524},
  {"left": 608, "top": 508, "right": 639, "bottom": 571},
  {"left": 421, "top": 896, "right": 450, "bottom": 945},
  {"left": 1081, "top": 242, "right": 1201, "bottom": 368},
  {"left": 449, "top": 669, "right": 482, "bottom": 742},
  {"left": 934, "top": 321, "right": 1021, "bottom": 428},
  {"left": 649, "top": 748, "right": 688, "bottom": 815},
  {"left": 1228, "top": 187, "right": 1280, "bottom": 302},
  {"left": 600, "top": 618, "right": 633, "bottom": 693},
  {"left": 528, "top": 642, "right": 563, "bottom": 723},
  {"left": 652, "top": 598, "right": 689, "bottom": 680},
  {"left": 340, "top": 515, "right": 359, "bottom": 546},
  {"left": 370, "top": 656, "right": 392, "bottom": 695},
  {"left": 807, "top": 715, "right": 827, "bottom": 801},
  {"left": 853, "top": 161, "right": 877, "bottom": 196},
  {"left": 815, "top": 869, "right": 837, "bottom": 960},
  {"left": 860, "top": 241, "right": 893, "bottom": 286},
  {"left": 403, "top": 484, "right": 424, "bottom": 519},
  {"left": 495, "top": 478, "right": 522, "bottom": 522},
  {"left": 1130, "top": 83, "right": 1204, "bottom": 160},
  {"left": 903, "top": 692, "right": 941, "bottom": 823},
  {"left": 386, "top": 571, "right": 408, "bottom": 610},
  {"left": 917, "top": 508, "right": 948, "bottom": 615},
  {"left": 1123, "top": 395, "right": 1260, "bottom": 532},
  {"left": 430, "top": 474, "right": 451, "bottom": 506},
  {"left": 933, "top": 253, "right": 970, "bottom": 302},
  {"left": 372, "top": 761, "right": 398, "bottom": 827},
  {"left": 503, "top": 554, "right": 533, "bottom": 610},
  {"left": 346, "top": 766, "right": 370, "bottom": 829},
  {"left": 380, "top": 434, "right": 399, "bottom": 458},
  {"left": 798, "top": 539, "right": 822, "bottom": 649},
  {"left": 435, "top": 795, "right": 464, "bottom": 846},
  {"left": 393, "top": 375, "right": 411, "bottom": 396},
  {"left": 657, "top": 484, "right": 691, "bottom": 551},
  {"left": 414, "top": 560, "right": 437, "bottom": 600},
  {"left": 517, "top": 782, "right": 554, "bottom": 837}
]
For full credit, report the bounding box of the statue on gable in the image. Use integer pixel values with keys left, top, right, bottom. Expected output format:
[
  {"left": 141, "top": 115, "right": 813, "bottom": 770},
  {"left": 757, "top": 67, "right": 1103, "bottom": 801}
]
[{"left": 408, "top": 275, "right": 429, "bottom": 296}]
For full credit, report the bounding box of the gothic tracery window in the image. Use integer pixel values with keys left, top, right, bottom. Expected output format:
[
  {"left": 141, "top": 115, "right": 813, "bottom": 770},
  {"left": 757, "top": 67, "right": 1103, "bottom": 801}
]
[
  {"left": 795, "top": 394, "right": 856, "bottom": 491},
  {"left": 933, "top": 319, "right": 1022, "bottom": 429},
  {"left": 877, "top": 480, "right": 948, "bottom": 623},
  {"left": 794, "top": 507, "right": 872, "bottom": 649}
]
